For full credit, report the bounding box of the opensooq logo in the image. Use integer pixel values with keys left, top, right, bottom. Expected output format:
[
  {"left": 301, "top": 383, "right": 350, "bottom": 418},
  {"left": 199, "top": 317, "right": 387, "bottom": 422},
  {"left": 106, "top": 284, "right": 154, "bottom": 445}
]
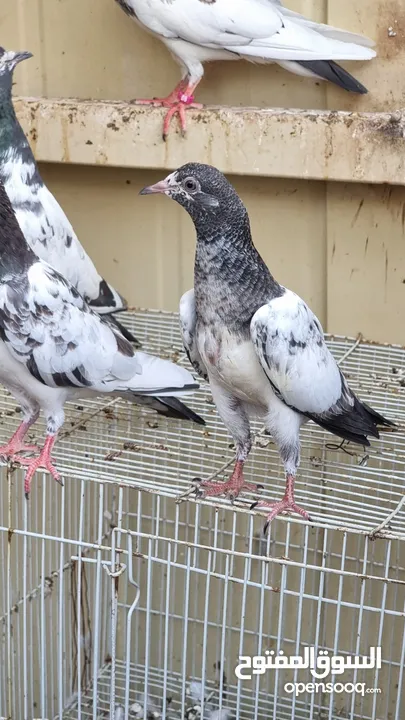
[{"left": 235, "top": 647, "right": 381, "bottom": 680}]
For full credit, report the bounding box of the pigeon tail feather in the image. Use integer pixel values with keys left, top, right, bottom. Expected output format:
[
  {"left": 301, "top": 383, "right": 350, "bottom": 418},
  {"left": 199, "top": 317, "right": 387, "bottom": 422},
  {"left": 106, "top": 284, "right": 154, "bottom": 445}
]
[
  {"left": 296, "top": 59, "right": 368, "bottom": 93},
  {"left": 310, "top": 396, "right": 395, "bottom": 447},
  {"left": 135, "top": 395, "right": 205, "bottom": 424}
]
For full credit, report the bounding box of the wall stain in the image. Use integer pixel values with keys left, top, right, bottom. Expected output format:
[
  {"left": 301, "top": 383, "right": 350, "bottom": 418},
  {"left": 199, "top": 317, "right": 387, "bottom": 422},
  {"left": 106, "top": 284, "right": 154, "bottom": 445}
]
[
  {"left": 376, "top": 0, "right": 405, "bottom": 60},
  {"left": 351, "top": 198, "right": 365, "bottom": 227},
  {"left": 364, "top": 237, "right": 369, "bottom": 257}
]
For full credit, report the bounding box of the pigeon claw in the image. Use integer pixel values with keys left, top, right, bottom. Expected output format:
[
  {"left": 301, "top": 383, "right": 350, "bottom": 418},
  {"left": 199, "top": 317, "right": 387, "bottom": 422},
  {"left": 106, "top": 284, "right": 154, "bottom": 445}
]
[
  {"left": 131, "top": 80, "right": 203, "bottom": 140},
  {"left": 253, "top": 497, "right": 312, "bottom": 532},
  {"left": 21, "top": 436, "right": 63, "bottom": 499},
  {"left": 24, "top": 458, "right": 63, "bottom": 500},
  {"left": 0, "top": 420, "right": 40, "bottom": 463},
  {"left": 0, "top": 442, "right": 40, "bottom": 463},
  {"left": 176, "top": 468, "right": 262, "bottom": 504},
  {"left": 162, "top": 99, "right": 203, "bottom": 141},
  {"left": 193, "top": 477, "right": 260, "bottom": 501}
]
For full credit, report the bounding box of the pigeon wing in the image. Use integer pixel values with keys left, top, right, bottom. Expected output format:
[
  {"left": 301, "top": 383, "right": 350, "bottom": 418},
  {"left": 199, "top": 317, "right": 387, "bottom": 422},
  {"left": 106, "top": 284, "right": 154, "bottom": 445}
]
[
  {"left": 179, "top": 289, "right": 209, "bottom": 382},
  {"left": 250, "top": 290, "right": 394, "bottom": 445},
  {"left": 141, "top": 0, "right": 374, "bottom": 60},
  {"left": 250, "top": 289, "right": 350, "bottom": 418},
  {"left": 0, "top": 260, "right": 139, "bottom": 391},
  {"left": 137, "top": 0, "right": 282, "bottom": 47}
]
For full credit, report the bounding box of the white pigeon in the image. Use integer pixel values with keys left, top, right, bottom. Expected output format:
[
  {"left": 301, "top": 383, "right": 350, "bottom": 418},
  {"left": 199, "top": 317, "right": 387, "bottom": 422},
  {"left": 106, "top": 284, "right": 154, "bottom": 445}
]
[
  {"left": 114, "top": 0, "right": 376, "bottom": 137},
  {"left": 0, "top": 47, "right": 140, "bottom": 345},
  {"left": 140, "top": 164, "right": 395, "bottom": 528},
  {"left": 0, "top": 178, "right": 203, "bottom": 498}
]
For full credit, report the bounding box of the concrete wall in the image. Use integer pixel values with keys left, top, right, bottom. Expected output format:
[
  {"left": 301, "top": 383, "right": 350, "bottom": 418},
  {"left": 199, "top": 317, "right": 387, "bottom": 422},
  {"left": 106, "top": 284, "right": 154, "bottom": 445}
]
[{"left": 3, "top": 0, "right": 405, "bottom": 342}]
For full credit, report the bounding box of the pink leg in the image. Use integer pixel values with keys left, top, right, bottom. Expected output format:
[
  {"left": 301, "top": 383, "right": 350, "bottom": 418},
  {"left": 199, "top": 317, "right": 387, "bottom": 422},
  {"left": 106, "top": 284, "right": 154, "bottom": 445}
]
[
  {"left": 252, "top": 474, "right": 311, "bottom": 532},
  {"left": 0, "top": 420, "right": 40, "bottom": 462},
  {"left": 134, "top": 78, "right": 189, "bottom": 106},
  {"left": 133, "top": 79, "right": 203, "bottom": 140},
  {"left": 18, "top": 435, "right": 63, "bottom": 500},
  {"left": 195, "top": 460, "right": 263, "bottom": 502}
]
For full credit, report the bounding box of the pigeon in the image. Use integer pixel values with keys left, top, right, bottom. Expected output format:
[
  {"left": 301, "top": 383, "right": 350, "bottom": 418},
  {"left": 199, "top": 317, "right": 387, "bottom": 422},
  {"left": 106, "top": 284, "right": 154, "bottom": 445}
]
[
  {"left": 0, "top": 47, "right": 140, "bottom": 346},
  {"left": 129, "top": 696, "right": 160, "bottom": 718},
  {"left": 0, "top": 177, "right": 204, "bottom": 498},
  {"left": 129, "top": 693, "right": 175, "bottom": 718},
  {"left": 183, "top": 680, "right": 236, "bottom": 720},
  {"left": 115, "top": 0, "right": 376, "bottom": 138},
  {"left": 140, "top": 163, "right": 395, "bottom": 527},
  {"left": 184, "top": 677, "right": 235, "bottom": 720}
]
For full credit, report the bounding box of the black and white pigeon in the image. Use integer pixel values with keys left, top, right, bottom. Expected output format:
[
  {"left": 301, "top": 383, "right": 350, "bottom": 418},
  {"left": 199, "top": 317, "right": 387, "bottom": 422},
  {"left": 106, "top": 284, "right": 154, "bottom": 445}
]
[
  {"left": 0, "top": 177, "right": 204, "bottom": 498},
  {"left": 0, "top": 47, "right": 140, "bottom": 346},
  {"left": 115, "top": 0, "right": 376, "bottom": 138},
  {"left": 140, "top": 164, "right": 395, "bottom": 527}
]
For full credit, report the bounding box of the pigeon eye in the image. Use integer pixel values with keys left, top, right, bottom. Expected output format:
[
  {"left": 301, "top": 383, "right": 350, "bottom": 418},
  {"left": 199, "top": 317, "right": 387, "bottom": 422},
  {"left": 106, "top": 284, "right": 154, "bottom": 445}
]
[{"left": 184, "top": 178, "right": 198, "bottom": 192}]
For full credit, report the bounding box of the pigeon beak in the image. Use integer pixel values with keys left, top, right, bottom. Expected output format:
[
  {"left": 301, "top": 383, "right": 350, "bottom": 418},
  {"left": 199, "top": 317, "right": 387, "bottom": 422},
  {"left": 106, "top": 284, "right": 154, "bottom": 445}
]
[
  {"left": 14, "top": 50, "right": 33, "bottom": 65},
  {"left": 139, "top": 179, "right": 171, "bottom": 196}
]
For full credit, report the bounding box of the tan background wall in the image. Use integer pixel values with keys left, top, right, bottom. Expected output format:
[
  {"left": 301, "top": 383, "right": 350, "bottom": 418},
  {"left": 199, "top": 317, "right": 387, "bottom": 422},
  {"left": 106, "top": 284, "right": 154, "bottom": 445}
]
[
  {"left": 2, "top": 0, "right": 405, "bottom": 342},
  {"left": 1, "top": 5, "right": 405, "bottom": 718}
]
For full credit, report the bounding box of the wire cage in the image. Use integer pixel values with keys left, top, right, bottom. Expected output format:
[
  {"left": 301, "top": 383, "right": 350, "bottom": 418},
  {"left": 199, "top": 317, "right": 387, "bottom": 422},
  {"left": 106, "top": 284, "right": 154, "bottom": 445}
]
[{"left": 0, "top": 309, "right": 404, "bottom": 720}]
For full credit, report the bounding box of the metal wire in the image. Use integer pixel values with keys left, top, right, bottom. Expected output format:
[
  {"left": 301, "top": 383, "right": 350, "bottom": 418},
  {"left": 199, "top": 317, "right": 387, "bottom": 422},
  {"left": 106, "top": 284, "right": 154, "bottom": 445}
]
[{"left": 0, "top": 309, "right": 403, "bottom": 720}]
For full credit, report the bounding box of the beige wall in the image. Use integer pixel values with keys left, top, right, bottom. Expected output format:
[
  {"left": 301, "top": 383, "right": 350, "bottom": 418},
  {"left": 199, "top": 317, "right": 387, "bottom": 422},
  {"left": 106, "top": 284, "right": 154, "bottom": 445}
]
[{"left": 3, "top": 0, "right": 405, "bottom": 343}]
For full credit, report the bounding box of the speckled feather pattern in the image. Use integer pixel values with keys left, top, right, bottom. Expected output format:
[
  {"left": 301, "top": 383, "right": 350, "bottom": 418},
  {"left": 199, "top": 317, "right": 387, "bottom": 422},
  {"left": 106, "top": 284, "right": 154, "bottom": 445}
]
[
  {"left": 0, "top": 178, "right": 203, "bottom": 450},
  {"left": 194, "top": 220, "right": 281, "bottom": 336},
  {"left": 0, "top": 66, "right": 125, "bottom": 313},
  {"left": 173, "top": 163, "right": 393, "bottom": 480}
]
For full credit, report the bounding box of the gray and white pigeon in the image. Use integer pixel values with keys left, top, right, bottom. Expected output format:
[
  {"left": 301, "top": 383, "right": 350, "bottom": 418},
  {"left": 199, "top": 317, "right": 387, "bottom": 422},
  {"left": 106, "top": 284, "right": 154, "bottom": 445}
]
[
  {"left": 115, "top": 0, "right": 376, "bottom": 138},
  {"left": 140, "top": 164, "right": 395, "bottom": 527},
  {"left": 184, "top": 678, "right": 235, "bottom": 720},
  {"left": 0, "top": 177, "right": 204, "bottom": 498},
  {"left": 0, "top": 47, "right": 140, "bottom": 346}
]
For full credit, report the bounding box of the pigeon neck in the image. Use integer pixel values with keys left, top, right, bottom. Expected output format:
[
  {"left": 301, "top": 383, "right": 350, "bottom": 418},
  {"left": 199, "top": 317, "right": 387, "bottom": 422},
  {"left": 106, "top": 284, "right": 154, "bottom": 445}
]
[
  {"left": 0, "top": 183, "right": 36, "bottom": 275},
  {"left": 0, "top": 95, "right": 42, "bottom": 184},
  {"left": 0, "top": 76, "right": 13, "bottom": 105},
  {"left": 0, "top": 94, "right": 24, "bottom": 151},
  {"left": 194, "top": 221, "right": 282, "bottom": 332}
]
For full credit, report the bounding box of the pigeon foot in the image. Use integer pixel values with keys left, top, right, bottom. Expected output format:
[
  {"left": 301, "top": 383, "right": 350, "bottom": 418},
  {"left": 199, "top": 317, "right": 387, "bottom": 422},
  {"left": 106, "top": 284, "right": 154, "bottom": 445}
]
[
  {"left": 0, "top": 421, "right": 40, "bottom": 463},
  {"left": 20, "top": 435, "right": 63, "bottom": 499},
  {"left": 132, "top": 80, "right": 202, "bottom": 139},
  {"left": 133, "top": 78, "right": 188, "bottom": 107},
  {"left": 162, "top": 98, "right": 203, "bottom": 140},
  {"left": 193, "top": 460, "right": 262, "bottom": 502},
  {"left": 251, "top": 474, "right": 311, "bottom": 532}
]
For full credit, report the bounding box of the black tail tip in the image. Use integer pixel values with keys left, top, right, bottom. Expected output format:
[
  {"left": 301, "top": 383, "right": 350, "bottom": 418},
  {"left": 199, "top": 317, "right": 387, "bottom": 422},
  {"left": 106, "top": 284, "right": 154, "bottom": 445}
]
[
  {"left": 362, "top": 401, "right": 397, "bottom": 430},
  {"left": 156, "top": 396, "right": 206, "bottom": 425},
  {"left": 297, "top": 59, "right": 369, "bottom": 94}
]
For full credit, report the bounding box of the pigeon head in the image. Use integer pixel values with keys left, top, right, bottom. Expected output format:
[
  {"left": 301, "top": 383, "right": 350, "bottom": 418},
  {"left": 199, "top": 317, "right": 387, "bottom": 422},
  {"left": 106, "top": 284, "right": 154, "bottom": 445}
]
[
  {"left": 140, "top": 163, "right": 248, "bottom": 228},
  {"left": 0, "top": 48, "right": 33, "bottom": 98}
]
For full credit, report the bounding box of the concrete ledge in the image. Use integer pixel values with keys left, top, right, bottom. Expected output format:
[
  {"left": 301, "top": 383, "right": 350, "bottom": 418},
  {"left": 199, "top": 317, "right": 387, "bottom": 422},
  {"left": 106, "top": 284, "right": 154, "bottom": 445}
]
[{"left": 15, "top": 97, "right": 405, "bottom": 185}]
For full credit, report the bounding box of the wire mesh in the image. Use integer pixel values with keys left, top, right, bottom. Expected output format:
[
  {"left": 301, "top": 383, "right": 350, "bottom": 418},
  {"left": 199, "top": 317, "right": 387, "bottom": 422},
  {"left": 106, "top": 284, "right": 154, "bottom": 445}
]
[{"left": 0, "top": 309, "right": 404, "bottom": 720}]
